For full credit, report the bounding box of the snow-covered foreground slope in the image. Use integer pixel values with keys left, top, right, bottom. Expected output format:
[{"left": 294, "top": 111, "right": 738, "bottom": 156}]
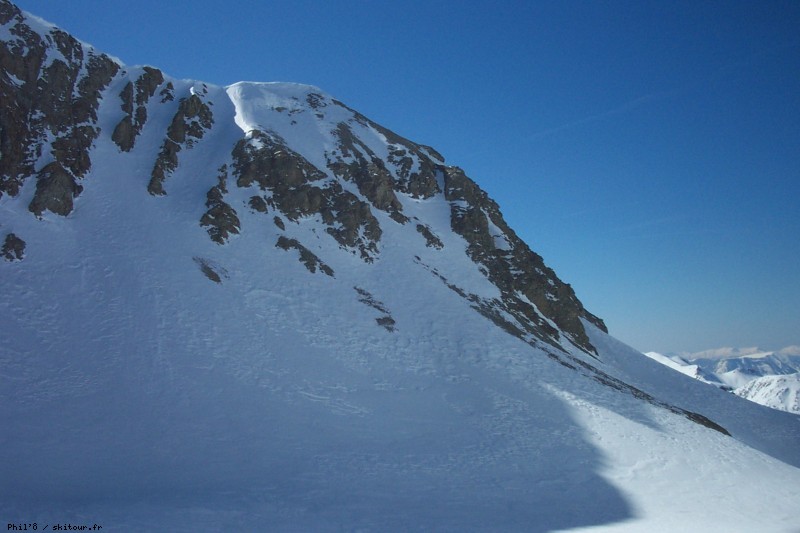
[
  {"left": 2, "top": 2, "right": 800, "bottom": 531},
  {"left": 4, "top": 194, "right": 800, "bottom": 531}
]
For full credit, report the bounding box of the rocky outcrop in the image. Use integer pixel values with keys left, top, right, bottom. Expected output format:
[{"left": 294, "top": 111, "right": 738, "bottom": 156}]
[
  {"left": 28, "top": 161, "right": 82, "bottom": 217},
  {"left": 276, "top": 236, "right": 334, "bottom": 276},
  {"left": 0, "top": 2, "right": 118, "bottom": 199},
  {"left": 328, "top": 122, "right": 407, "bottom": 223},
  {"left": 233, "top": 131, "right": 381, "bottom": 262},
  {"left": 354, "top": 287, "right": 396, "bottom": 331},
  {"left": 235, "top": 132, "right": 326, "bottom": 192},
  {"left": 193, "top": 256, "right": 228, "bottom": 283},
  {"left": 2, "top": 232, "right": 25, "bottom": 261},
  {"left": 200, "top": 165, "right": 240, "bottom": 244},
  {"left": 112, "top": 67, "right": 166, "bottom": 152},
  {"left": 331, "top": 99, "right": 442, "bottom": 199},
  {"left": 200, "top": 165, "right": 241, "bottom": 244},
  {"left": 148, "top": 92, "right": 213, "bottom": 195},
  {"left": 443, "top": 166, "right": 606, "bottom": 354},
  {"left": 415, "top": 223, "right": 443, "bottom": 249},
  {"left": 0, "top": 1, "right": 44, "bottom": 196},
  {"left": 248, "top": 195, "right": 268, "bottom": 213}
]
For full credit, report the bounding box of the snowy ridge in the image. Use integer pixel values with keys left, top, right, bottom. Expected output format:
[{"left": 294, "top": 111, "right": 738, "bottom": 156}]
[{"left": 2, "top": 1, "right": 800, "bottom": 530}]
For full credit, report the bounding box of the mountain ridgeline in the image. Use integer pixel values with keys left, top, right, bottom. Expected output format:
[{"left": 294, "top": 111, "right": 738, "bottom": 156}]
[{"left": 0, "top": 0, "right": 605, "bottom": 356}]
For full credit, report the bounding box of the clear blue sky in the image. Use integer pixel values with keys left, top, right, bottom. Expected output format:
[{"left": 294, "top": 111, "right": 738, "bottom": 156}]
[{"left": 13, "top": 0, "right": 800, "bottom": 354}]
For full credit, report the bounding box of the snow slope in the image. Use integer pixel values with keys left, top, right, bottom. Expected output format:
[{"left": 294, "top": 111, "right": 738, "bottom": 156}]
[
  {"left": 643, "top": 351, "right": 723, "bottom": 386},
  {"left": 2, "top": 2, "right": 800, "bottom": 531}
]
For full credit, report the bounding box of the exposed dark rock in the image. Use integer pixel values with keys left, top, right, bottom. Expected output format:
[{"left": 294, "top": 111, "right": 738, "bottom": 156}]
[
  {"left": 167, "top": 93, "right": 213, "bottom": 146},
  {"left": 147, "top": 140, "right": 179, "bottom": 195},
  {"left": 354, "top": 286, "right": 390, "bottom": 314},
  {"left": 329, "top": 122, "right": 406, "bottom": 222},
  {"left": 111, "top": 116, "right": 136, "bottom": 152},
  {"left": 51, "top": 125, "right": 96, "bottom": 177},
  {"left": 148, "top": 93, "right": 214, "bottom": 195},
  {"left": 410, "top": 258, "right": 728, "bottom": 435},
  {"left": 273, "top": 216, "right": 285, "bottom": 230},
  {"left": 418, "top": 144, "right": 445, "bottom": 163},
  {"left": 200, "top": 166, "right": 240, "bottom": 244},
  {"left": 0, "top": 6, "right": 48, "bottom": 197},
  {"left": 0, "top": 9, "right": 117, "bottom": 196},
  {"left": 442, "top": 166, "right": 606, "bottom": 355},
  {"left": 416, "top": 223, "right": 443, "bottom": 249},
  {"left": 414, "top": 256, "right": 561, "bottom": 351},
  {"left": 135, "top": 66, "right": 164, "bottom": 105},
  {"left": 112, "top": 68, "right": 165, "bottom": 152},
  {"left": 36, "top": 46, "right": 118, "bottom": 176},
  {"left": 588, "top": 365, "right": 730, "bottom": 436},
  {"left": 276, "top": 236, "right": 334, "bottom": 276},
  {"left": 2, "top": 232, "right": 25, "bottom": 261},
  {"left": 235, "top": 130, "right": 326, "bottom": 190},
  {"left": 233, "top": 131, "right": 381, "bottom": 261},
  {"left": 323, "top": 185, "right": 381, "bottom": 261},
  {"left": 330, "top": 100, "right": 441, "bottom": 200},
  {"left": 28, "top": 161, "right": 82, "bottom": 217},
  {"left": 160, "top": 82, "right": 175, "bottom": 102},
  {"left": 193, "top": 256, "right": 228, "bottom": 283},
  {"left": 376, "top": 316, "right": 396, "bottom": 331},
  {"left": 119, "top": 81, "right": 134, "bottom": 115},
  {"left": 0, "top": 0, "right": 21, "bottom": 24},
  {"left": 249, "top": 195, "right": 268, "bottom": 213},
  {"left": 354, "top": 287, "right": 395, "bottom": 331},
  {"left": 134, "top": 105, "right": 148, "bottom": 128},
  {"left": 74, "top": 52, "right": 119, "bottom": 125},
  {"left": 306, "top": 92, "right": 327, "bottom": 109}
]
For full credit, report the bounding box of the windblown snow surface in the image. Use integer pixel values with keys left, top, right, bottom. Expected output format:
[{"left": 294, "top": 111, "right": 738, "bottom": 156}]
[{"left": 2, "top": 7, "right": 800, "bottom": 532}]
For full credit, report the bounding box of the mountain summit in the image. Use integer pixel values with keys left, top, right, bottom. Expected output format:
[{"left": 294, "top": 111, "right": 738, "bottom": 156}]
[
  {"left": 2, "top": 2, "right": 800, "bottom": 530},
  {"left": 0, "top": 2, "right": 603, "bottom": 357}
]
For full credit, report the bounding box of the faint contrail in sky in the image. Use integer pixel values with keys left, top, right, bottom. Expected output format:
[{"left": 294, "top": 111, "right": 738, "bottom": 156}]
[
  {"left": 528, "top": 42, "right": 800, "bottom": 142},
  {"left": 527, "top": 89, "right": 682, "bottom": 141}
]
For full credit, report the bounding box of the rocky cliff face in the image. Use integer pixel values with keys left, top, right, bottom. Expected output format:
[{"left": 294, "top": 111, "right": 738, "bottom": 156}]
[
  {"left": 0, "top": 0, "right": 118, "bottom": 208},
  {"left": 0, "top": 0, "right": 605, "bottom": 358}
]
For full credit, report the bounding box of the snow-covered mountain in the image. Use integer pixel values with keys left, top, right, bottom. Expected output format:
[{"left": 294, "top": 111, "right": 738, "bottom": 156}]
[
  {"left": 688, "top": 347, "right": 800, "bottom": 379},
  {"left": 642, "top": 351, "right": 725, "bottom": 386},
  {"left": 2, "top": 2, "right": 800, "bottom": 530},
  {"left": 735, "top": 373, "right": 800, "bottom": 414},
  {"left": 645, "top": 348, "right": 800, "bottom": 414}
]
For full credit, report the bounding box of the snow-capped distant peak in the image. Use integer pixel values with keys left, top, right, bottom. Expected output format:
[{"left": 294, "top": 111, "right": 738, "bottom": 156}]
[
  {"left": 645, "top": 347, "right": 800, "bottom": 412},
  {"left": 736, "top": 374, "right": 800, "bottom": 414}
]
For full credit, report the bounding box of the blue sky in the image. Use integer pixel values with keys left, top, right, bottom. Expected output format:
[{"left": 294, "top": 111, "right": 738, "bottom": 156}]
[{"left": 13, "top": 0, "right": 800, "bottom": 353}]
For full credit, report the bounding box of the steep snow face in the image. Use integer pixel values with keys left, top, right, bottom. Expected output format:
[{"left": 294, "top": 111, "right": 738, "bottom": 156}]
[
  {"left": 736, "top": 374, "right": 800, "bottom": 414},
  {"left": 226, "top": 81, "right": 355, "bottom": 172},
  {"left": 1, "top": 0, "right": 606, "bottom": 356},
  {"left": 2, "top": 2, "right": 800, "bottom": 531}
]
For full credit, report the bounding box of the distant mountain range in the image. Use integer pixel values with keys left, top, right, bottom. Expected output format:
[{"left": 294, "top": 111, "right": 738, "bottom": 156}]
[{"left": 645, "top": 347, "right": 800, "bottom": 414}]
